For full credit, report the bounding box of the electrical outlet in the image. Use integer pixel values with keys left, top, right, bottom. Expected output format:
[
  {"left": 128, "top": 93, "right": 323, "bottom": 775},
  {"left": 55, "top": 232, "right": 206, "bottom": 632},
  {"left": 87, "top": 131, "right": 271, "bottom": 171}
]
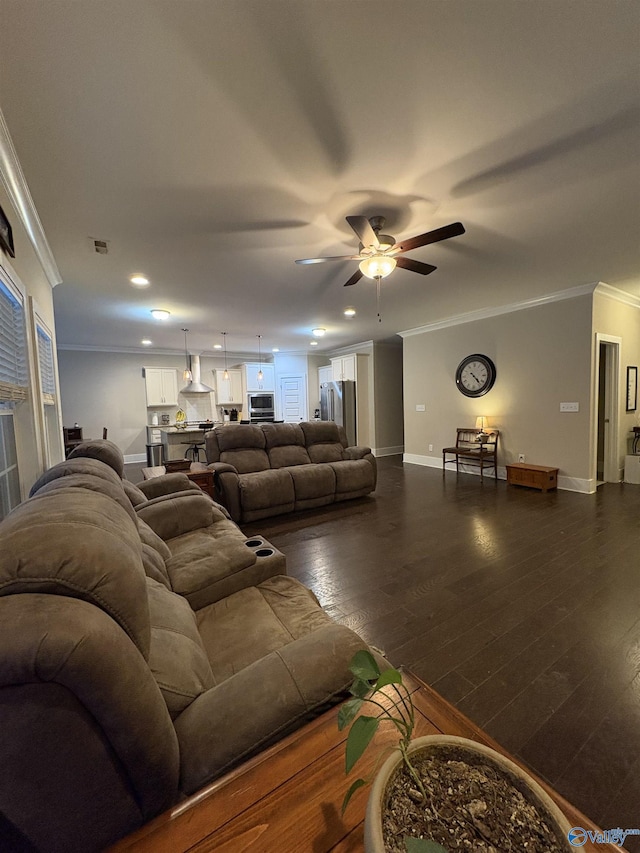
[
  {"left": 518, "top": 454, "right": 525, "bottom": 462},
  {"left": 428, "top": 444, "right": 433, "bottom": 452},
  {"left": 560, "top": 402, "right": 579, "bottom": 412}
]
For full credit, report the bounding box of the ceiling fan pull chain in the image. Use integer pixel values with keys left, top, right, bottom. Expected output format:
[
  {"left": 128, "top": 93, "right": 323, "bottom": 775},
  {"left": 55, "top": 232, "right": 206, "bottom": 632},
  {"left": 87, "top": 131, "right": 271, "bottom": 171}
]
[{"left": 376, "top": 276, "right": 382, "bottom": 322}]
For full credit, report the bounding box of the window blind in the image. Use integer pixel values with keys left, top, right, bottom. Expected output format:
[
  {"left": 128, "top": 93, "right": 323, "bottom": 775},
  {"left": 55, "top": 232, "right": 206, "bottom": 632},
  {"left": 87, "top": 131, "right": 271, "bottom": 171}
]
[
  {"left": 0, "top": 276, "right": 27, "bottom": 402},
  {"left": 37, "top": 325, "right": 56, "bottom": 403}
]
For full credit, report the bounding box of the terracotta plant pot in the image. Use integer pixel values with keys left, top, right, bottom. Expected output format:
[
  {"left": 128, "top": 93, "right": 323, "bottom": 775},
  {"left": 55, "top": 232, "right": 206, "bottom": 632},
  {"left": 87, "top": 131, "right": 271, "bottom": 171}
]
[{"left": 364, "top": 735, "right": 572, "bottom": 852}]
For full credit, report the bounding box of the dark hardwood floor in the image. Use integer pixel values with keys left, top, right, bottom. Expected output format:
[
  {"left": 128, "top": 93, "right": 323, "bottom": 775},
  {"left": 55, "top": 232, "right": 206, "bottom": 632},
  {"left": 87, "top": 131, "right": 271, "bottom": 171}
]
[{"left": 127, "top": 457, "right": 640, "bottom": 847}]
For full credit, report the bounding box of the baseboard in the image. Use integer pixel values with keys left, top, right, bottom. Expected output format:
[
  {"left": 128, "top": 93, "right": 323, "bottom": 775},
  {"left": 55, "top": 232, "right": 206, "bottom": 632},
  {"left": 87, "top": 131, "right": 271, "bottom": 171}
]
[
  {"left": 373, "top": 445, "right": 404, "bottom": 457},
  {"left": 404, "top": 453, "right": 594, "bottom": 493},
  {"left": 124, "top": 453, "right": 147, "bottom": 465}
]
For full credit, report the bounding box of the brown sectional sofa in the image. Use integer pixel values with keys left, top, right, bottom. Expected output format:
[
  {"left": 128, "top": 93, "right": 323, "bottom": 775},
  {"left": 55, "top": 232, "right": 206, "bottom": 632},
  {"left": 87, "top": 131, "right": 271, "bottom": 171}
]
[
  {"left": 0, "top": 440, "right": 379, "bottom": 852},
  {"left": 205, "top": 420, "right": 377, "bottom": 522}
]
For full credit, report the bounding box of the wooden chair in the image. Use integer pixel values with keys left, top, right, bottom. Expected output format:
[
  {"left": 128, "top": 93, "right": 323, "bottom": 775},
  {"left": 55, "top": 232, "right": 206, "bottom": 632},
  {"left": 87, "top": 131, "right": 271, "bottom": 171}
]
[{"left": 442, "top": 428, "right": 499, "bottom": 480}]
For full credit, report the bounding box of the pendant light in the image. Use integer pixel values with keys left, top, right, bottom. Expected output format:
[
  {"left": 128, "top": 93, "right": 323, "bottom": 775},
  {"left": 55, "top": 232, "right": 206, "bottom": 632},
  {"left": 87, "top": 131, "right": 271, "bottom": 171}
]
[
  {"left": 182, "top": 328, "right": 192, "bottom": 381},
  {"left": 257, "top": 335, "right": 263, "bottom": 382},
  {"left": 222, "top": 332, "right": 229, "bottom": 380}
]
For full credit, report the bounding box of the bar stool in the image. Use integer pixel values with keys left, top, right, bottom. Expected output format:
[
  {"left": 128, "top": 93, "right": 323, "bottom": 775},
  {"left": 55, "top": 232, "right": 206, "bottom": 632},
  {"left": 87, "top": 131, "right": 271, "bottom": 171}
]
[{"left": 181, "top": 439, "right": 206, "bottom": 462}]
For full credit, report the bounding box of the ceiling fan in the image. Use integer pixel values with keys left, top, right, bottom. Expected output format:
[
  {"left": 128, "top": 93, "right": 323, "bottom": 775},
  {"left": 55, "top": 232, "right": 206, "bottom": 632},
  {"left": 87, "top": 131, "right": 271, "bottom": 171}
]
[{"left": 295, "top": 215, "right": 465, "bottom": 287}]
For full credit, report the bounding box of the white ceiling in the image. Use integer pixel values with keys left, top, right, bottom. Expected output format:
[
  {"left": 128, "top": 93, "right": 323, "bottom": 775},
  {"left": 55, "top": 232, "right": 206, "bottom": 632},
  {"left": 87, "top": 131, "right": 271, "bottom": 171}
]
[{"left": 1, "top": 0, "right": 639, "bottom": 359}]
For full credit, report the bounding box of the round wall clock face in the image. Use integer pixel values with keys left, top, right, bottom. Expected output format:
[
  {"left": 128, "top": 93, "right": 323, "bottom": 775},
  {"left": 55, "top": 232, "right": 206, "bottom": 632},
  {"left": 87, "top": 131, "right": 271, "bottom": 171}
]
[{"left": 455, "top": 354, "right": 496, "bottom": 397}]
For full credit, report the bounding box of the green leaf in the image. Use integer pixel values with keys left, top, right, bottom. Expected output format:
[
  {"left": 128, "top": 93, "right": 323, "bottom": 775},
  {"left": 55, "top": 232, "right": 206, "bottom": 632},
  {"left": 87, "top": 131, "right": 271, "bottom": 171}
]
[
  {"left": 341, "top": 777, "right": 368, "bottom": 815},
  {"left": 375, "top": 667, "right": 403, "bottom": 690},
  {"left": 337, "top": 697, "right": 363, "bottom": 731},
  {"left": 404, "top": 838, "right": 448, "bottom": 853},
  {"left": 349, "top": 649, "right": 381, "bottom": 682},
  {"left": 350, "top": 677, "right": 373, "bottom": 699},
  {"left": 345, "top": 715, "right": 379, "bottom": 774}
]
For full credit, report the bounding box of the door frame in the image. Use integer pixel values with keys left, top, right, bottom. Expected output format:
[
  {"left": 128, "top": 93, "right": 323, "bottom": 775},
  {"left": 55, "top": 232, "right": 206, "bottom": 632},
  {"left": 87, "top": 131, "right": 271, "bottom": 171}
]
[{"left": 593, "top": 333, "right": 621, "bottom": 484}]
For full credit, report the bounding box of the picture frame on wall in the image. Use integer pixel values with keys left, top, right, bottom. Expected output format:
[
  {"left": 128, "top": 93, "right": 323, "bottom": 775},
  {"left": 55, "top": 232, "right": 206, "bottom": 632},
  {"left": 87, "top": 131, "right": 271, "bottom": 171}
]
[
  {"left": 0, "top": 204, "right": 15, "bottom": 258},
  {"left": 627, "top": 366, "right": 638, "bottom": 412}
]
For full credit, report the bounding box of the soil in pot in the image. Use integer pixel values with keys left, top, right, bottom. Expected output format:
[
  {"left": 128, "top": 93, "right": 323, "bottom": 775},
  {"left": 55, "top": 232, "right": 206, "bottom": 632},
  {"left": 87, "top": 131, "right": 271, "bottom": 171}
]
[{"left": 382, "top": 744, "right": 568, "bottom": 852}]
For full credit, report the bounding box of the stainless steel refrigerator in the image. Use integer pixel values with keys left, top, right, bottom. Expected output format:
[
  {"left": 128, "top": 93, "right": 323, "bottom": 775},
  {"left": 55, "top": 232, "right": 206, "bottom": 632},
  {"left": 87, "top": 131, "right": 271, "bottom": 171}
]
[{"left": 320, "top": 380, "right": 356, "bottom": 446}]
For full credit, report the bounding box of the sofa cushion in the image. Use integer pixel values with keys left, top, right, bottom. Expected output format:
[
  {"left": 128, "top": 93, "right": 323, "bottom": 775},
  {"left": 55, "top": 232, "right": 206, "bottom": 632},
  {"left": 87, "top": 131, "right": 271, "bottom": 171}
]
[
  {"left": 136, "top": 493, "right": 216, "bottom": 540},
  {"left": 268, "top": 444, "right": 311, "bottom": 468},
  {"left": 29, "top": 457, "right": 123, "bottom": 498},
  {"left": 300, "top": 420, "right": 348, "bottom": 448},
  {"left": 68, "top": 439, "right": 125, "bottom": 478},
  {"left": 0, "top": 490, "right": 150, "bottom": 658},
  {"left": 307, "top": 442, "right": 345, "bottom": 463},
  {"left": 123, "top": 479, "right": 148, "bottom": 506},
  {"left": 137, "top": 517, "right": 173, "bottom": 561},
  {"left": 287, "top": 464, "right": 336, "bottom": 500},
  {"left": 195, "top": 575, "right": 330, "bottom": 682},
  {"left": 29, "top": 471, "right": 137, "bottom": 523},
  {"left": 221, "top": 447, "right": 270, "bottom": 474},
  {"left": 238, "top": 469, "right": 294, "bottom": 512},
  {"left": 329, "top": 459, "right": 375, "bottom": 494},
  {"left": 261, "top": 422, "right": 305, "bottom": 448},
  {"left": 146, "top": 578, "right": 215, "bottom": 719}
]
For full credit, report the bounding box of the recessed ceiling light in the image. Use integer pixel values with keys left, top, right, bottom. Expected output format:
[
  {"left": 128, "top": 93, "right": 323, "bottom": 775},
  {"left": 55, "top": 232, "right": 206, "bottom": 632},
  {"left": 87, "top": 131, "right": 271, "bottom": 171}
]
[
  {"left": 312, "top": 327, "right": 326, "bottom": 337},
  {"left": 272, "top": 347, "right": 279, "bottom": 352},
  {"left": 309, "top": 340, "right": 319, "bottom": 346},
  {"left": 141, "top": 339, "right": 152, "bottom": 346},
  {"left": 150, "top": 309, "right": 170, "bottom": 320},
  {"left": 213, "top": 343, "right": 222, "bottom": 349},
  {"left": 130, "top": 274, "right": 150, "bottom": 287},
  {"left": 344, "top": 307, "right": 356, "bottom": 317}
]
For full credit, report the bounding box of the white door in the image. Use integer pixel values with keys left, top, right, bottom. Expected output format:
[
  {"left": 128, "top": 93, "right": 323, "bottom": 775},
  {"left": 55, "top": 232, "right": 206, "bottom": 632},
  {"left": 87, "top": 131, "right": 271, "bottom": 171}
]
[{"left": 279, "top": 375, "right": 307, "bottom": 422}]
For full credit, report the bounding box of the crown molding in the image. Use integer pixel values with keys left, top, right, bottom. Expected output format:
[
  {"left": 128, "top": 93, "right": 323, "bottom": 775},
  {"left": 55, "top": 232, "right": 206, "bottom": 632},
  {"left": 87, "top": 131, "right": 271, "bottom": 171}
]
[
  {"left": 594, "top": 282, "right": 640, "bottom": 309},
  {"left": 0, "top": 109, "right": 61, "bottom": 288},
  {"left": 399, "top": 282, "right": 599, "bottom": 338}
]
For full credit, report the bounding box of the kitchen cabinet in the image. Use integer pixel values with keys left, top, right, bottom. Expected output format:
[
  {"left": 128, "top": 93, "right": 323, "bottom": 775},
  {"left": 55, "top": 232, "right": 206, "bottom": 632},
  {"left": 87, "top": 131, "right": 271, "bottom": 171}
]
[
  {"left": 242, "top": 363, "right": 275, "bottom": 392},
  {"left": 331, "top": 354, "right": 357, "bottom": 381},
  {"left": 214, "top": 369, "right": 243, "bottom": 405},
  {"left": 145, "top": 368, "right": 178, "bottom": 407}
]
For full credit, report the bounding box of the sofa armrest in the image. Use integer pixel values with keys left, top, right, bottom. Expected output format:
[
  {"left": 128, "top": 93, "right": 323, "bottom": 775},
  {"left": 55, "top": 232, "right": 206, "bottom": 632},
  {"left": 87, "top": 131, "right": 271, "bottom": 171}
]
[
  {"left": 343, "top": 445, "right": 372, "bottom": 461},
  {"left": 206, "top": 461, "right": 238, "bottom": 476},
  {"left": 136, "top": 492, "right": 218, "bottom": 540},
  {"left": 174, "top": 622, "right": 369, "bottom": 794},
  {"left": 136, "top": 473, "right": 201, "bottom": 499}
]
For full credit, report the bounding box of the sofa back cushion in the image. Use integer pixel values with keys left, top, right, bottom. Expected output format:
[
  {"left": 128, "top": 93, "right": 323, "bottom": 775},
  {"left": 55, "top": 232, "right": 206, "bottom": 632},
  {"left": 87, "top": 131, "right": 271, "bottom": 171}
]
[
  {"left": 215, "top": 424, "right": 270, "bottom": 473},
  {"left": 300, "top": 421, "right": 347, "bottom": 463},
  {"left": 146, "top": 578, "right": 215, "bottom": 719},
  {"left": 67, "top": 439, "right": 125, "bottom": 478},
  {"left": 0, "top": 490, "right": 151, "bottom": 658},
  {"left": 261, "top": 423, "right": 311, "bottom": 469},
  {"left": 30, "top": 472, "right": 137, "bottom": 523},
  {"left": 29, "top": 457, "right": 123, "bottom": 498}
]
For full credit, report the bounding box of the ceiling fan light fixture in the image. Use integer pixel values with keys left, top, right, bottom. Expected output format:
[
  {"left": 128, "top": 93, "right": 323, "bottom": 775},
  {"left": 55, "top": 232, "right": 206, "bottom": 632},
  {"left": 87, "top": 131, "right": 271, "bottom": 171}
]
[
  {"left": 151, "top": 309, "right": 170, "bottom": 320},
  {"left": 343, "top": 307, "right": 356, "bottom": 317},
  {"left": 312, "top": 327, "right": 326, "bottom": 337},
  {"left": 359, "top": 254, "right": 397, "bottom": 279}
]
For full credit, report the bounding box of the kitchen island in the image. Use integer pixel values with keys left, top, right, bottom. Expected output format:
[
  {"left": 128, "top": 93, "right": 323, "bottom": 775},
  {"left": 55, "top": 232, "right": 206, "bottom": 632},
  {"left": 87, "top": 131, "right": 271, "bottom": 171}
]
[{"left": 160, "top": 425, "right": 217, "bottom": 462}]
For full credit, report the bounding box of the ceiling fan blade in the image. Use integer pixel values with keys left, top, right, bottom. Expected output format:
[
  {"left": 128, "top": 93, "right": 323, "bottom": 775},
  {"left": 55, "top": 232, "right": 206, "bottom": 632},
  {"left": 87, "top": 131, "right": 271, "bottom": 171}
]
[
  {"left": 295, "top": 254, "right": 359, "bottom": 265},
  {"left": 395, "top": 256, "right": 437, "bottom": 275},
  {"left": 343, "top": 269, "right": 364, "bottom": 287},
  {"left": 346, "top": 215, "right": 380, "bottom": 250},
  {"left": 394, "top": 222, "right": 465, "bottom": 254}
]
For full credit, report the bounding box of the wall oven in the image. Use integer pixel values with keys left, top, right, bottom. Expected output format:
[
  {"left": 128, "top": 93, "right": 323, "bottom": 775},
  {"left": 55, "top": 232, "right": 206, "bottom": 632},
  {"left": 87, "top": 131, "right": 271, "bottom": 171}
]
[{"left": 247, "top": 392, "right": 275, "bottom": 423}]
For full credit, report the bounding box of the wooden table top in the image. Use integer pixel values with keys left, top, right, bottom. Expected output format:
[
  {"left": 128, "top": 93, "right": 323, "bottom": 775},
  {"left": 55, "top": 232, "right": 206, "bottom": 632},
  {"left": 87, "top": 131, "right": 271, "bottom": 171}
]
[{"left": 110, "top": 670, "right": 621, "bottom": 853}]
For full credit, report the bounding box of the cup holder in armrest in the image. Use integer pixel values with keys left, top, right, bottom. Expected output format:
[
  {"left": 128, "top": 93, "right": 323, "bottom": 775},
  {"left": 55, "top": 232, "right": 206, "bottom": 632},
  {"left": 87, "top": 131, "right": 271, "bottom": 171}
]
[
  {"left": 245, "top": 538, "right": 264, "bottom": 548},
  {"left": 255, "top": 548, "right": 274, "bottom": 558}
]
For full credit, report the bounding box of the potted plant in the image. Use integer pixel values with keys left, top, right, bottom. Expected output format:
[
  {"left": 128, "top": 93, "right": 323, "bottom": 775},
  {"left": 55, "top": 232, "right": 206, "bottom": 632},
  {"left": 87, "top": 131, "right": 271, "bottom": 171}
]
[{"left": 339, "top": 650, "right": 572, "bottom": 852}]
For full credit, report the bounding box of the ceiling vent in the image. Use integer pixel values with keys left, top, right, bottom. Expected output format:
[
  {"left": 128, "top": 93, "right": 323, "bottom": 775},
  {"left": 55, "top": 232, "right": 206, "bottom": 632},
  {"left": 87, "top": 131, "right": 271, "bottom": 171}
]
[{"left": 89, "top": 238, "right": 109, "bottom": 255}]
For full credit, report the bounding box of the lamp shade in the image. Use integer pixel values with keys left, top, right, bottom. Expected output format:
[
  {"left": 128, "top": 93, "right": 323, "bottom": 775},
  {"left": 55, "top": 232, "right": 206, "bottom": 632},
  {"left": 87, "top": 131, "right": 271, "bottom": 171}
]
[
  {"left": 475, "top": 416, "right": 488, "bottom": 431},
  {"left": 359, "top": 254, "right": 397, "bottom": 279}
]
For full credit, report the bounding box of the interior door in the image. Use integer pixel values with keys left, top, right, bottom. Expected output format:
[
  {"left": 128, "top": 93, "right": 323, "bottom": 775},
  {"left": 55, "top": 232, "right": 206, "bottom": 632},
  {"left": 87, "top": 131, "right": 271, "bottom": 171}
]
[{"left": 279, "top": 375, "right": 307, "bottom": 422}]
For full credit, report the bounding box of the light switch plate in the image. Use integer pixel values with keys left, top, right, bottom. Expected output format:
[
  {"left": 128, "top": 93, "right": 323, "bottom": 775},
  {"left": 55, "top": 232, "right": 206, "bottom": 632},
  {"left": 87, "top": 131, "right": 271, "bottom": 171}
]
[
  {"left": 416, "top": 404, "right": 426, "bottom": 412},
  {"left": 560, "top": 402, "right": 579, "bottom": 412}
]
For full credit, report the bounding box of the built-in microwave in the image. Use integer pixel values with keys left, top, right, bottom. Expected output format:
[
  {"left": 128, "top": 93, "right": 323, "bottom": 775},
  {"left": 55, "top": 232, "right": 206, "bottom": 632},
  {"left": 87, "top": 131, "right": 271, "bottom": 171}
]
[{"left": 247, "top": 392, "right": 275, "bottom": 423}]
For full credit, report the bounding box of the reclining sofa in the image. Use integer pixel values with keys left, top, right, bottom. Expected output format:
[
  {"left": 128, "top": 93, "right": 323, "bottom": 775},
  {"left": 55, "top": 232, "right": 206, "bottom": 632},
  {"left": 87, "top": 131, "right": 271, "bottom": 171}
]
[
  {"left": 204, "top": 420, "right": 377, "bottom": 522},
  {"left": 0, "top": 440, "right": 378, "bottom": 852}
]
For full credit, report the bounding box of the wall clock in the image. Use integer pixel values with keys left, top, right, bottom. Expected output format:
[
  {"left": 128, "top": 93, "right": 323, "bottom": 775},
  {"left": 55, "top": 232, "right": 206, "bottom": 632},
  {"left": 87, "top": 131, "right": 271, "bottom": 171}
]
[{"left": 455, "top": 353, "right": 496, "bottom": 398}]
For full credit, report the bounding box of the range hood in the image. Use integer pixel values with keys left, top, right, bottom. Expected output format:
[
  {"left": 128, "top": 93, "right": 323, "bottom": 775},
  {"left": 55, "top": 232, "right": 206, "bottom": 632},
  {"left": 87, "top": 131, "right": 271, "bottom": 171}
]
[{"left": 181, "top": 355, "right": 214, "bottom": 394}]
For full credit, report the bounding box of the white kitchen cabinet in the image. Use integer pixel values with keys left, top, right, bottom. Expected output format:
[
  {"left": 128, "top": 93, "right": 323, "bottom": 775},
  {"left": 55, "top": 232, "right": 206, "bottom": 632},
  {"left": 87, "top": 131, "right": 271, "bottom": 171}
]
[
  {"left": 214, "top": 369, "right": 243, "bottom": 405},
  {"left": 331, "top": 354, "right": 357, "bottom": 381},
  {"left": 242, "top": 362, "right": 275, "bottom": 392},
  {"left": 145, "top": 367, "right": 178, "bottom": 406}
]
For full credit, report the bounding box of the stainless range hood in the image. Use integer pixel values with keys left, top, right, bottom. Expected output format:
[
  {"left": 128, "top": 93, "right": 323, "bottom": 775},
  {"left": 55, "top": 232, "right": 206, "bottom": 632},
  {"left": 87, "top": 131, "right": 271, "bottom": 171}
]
[{"left": 181, "top": 355, "right": 214, "bottom": 393}]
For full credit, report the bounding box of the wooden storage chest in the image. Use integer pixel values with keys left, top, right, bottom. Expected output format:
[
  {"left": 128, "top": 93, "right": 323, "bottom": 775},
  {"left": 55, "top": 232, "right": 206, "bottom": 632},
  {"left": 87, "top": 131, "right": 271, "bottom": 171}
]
[{"left": 506, "top": 462, "right": 558, "bottom": 492}]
